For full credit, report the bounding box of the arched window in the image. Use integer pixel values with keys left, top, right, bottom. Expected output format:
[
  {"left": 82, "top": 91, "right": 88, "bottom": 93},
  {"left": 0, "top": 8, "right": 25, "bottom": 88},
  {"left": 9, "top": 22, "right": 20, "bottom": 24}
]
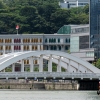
[
  {"left": 47, "top": 46, "right": 48, "bottom": 50},
  {"left": 27, "top": 60, "right": 29, "bottom": 64},
  {"left": 52, "top": 38, "right": 53, "bottom": 43},
  {"left": 54, "top": 46, "right": 57, "bottom": 50},
  {"left": 14, "top": 39, "right": 16, "bottom": 43},
  {"left": 32, "top": 46, "right": 34, "bottom": 50},
  {"left": 49, "top": 39, "right": 51, "bottom": 43},
  {"left": 19, "top": 39, "right": 21, "bottom": 43},
  {"left": 66, "top": 39, "right": 68, "bottom": 43},
  {"left": 27, "top": 46, "right": 29, "bottom": 50},
  {"left": 59, "top": 46, "right": 61, "bottom": 50},
  {"left": 19, "top": 46, "right": 21, "bottom": 50},
  {"left": 17, "top": 46, "right": 18, "bottom": 50},
  {"left": 69, "top": 39, "right": 70, "bottom": 43},
  {"left": 65, "top": 46, "right": 68, "bottom": 50},
  {"left": 45, "top": 39, "right": 47, "bottom": 43},
  {"left": 40, "top": 38, "right": 42, "bottom": 42},
  {"left": 1, "top": 39, "right": 3, "bottom": 43},
  {"left": 51, "top": 46, "right": 53, "bottom": 50},
  {"left": 58, "top": 38, "right": 60, "bottom": 43},
  {"left": 54, "top": 39, "right": 56, "bottom": 43}
]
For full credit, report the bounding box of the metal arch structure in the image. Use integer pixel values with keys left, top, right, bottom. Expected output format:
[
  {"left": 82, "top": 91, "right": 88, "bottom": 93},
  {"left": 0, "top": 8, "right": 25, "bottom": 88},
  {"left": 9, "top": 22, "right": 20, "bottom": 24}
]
[{"left": 0, "top": 50, "right": 100, "bottom": 73}]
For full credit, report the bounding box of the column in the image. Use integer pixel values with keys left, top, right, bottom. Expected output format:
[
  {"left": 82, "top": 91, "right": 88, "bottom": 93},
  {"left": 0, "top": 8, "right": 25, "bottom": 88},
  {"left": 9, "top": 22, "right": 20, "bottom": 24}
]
[
  {"left": 12, "top": 63, "right": 15, "bottom": 72},
  {"left": 21, "top": 39, "right": 23, "bottom": 51},
  {"left": 21, "top": 59, "right": 24, "bottom": 72},
  {"left": 38, "top": 45, "right": 40, "bottom": 51},
  {"left": 29, "top": 45, "right": 32, "bottom": 51},
  {"left": 67, "top": 59, "right": 70, "bottom": 72},
  {"left": 12, "top": 38, "right": 14, "bottom": 52},
  {"left": 61, "top": 45, "right": 64, "bottom": 52},
  {"left": 77, "top": 63, "right": 80, "bottom": 72},
  {"left": 76, "top": 0, "right": 78, "bottom": 7},
  {"left": 48, "top": 55, "right": 52, "bottom": 72},
  {"left": 3, "top": 39, "right": 5, "bottom": 54},
  {"left": 30, "top": 57, "right": 34, "bottom": 72},
  {"left": 57, "top": 57, "right": 61, "bottom": 72},
  {"left": 39, "top": 55, "right": 43, "bottom": 72},
  {"left": 57, "top": 46, "right": 59, "bottom": 51}
]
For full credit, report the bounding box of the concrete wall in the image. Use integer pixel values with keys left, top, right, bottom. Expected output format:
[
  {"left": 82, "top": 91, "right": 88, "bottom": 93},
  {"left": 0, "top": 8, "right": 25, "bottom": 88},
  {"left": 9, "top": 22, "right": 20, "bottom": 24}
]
[
  {"left": 45, "top": 83, "right": 77, "bottom": 90},
  {"left": 0, "top": 82, "right": 77, "bottom": 90},
  {"left": 0, "top": 83, "right": 32, "bottom": 89}
]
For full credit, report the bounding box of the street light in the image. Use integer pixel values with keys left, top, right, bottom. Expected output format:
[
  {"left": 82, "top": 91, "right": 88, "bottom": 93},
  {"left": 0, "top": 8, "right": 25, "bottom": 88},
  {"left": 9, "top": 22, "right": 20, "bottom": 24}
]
[{"left": 94, "top": 56, "right": 97, "bottom": 66}]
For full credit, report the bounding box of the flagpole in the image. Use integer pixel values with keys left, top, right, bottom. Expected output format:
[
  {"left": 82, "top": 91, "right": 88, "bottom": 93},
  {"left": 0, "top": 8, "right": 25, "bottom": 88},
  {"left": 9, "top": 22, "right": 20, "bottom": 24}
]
[
  {"left": 17, "top": 29, "right": 18, "bottom": 35},
  {"left": 16, "top": 25, "right": 19, "bottom": 35}
]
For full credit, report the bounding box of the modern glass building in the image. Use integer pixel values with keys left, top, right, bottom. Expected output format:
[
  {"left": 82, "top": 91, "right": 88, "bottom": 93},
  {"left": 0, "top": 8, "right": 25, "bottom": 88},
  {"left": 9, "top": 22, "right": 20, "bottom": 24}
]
[{"left": 90, "top": 0, "right": 100, "bottom": 58}]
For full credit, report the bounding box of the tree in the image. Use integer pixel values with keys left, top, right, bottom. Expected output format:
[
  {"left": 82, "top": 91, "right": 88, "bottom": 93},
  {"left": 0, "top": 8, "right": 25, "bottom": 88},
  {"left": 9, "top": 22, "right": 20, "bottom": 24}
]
[
  {"left": 96, "top": 59, "right": 100, "bottom": 69},
  {"left": 83, "top": 4, "right": 89, "bottom": 14},
  {"left": 0, "top": 0, "right": 89, "bottom": 34}
]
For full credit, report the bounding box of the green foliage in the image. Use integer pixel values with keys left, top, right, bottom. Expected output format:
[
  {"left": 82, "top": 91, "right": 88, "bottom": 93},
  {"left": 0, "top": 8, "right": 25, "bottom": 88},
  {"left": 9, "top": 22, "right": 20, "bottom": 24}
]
[
  {"left": 8, "top": 86, "right": 10, "bottom": 89},
  {"left": 61, "top": 67, "right": 66, "bottom": 72},
  {"left": 34, "top": 67, "right": 39, "bottom": 71},
  {"left": 0, "top": 0, "right": 89, "bottom": 34},
  {"left": 5, "top": 67, "right": 12, "bottom": 72},
  {"left": 95, "top": 59, "right": 100, "bottom": 69}
]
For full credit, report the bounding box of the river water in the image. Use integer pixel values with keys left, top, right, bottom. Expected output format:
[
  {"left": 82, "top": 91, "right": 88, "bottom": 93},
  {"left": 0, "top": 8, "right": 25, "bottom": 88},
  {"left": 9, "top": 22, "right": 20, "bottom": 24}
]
[{"left": 0, "top": 91, "right": 99, "bottom": 100}]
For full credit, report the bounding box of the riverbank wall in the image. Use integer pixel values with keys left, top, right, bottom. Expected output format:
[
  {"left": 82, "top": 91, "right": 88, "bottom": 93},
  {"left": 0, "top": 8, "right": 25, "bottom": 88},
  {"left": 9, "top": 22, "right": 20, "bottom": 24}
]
[{"left": 0, "top": 82, "right": 78, "bottom": 90}]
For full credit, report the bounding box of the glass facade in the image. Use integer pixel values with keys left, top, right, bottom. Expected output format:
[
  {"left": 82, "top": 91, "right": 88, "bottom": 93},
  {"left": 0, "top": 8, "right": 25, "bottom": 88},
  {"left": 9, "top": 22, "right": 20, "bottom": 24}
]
[
  {"left": 79, "top": 36, "right": 89, "bottom": 49},
  {"left": 57, "top": 25, "right": 71, "bottom": 34},
  {"left": 70, "top": 37, "right": 79, "bottom": 52},
  {"left": 90, "top": 0, "right": 100, "bottom": 58}
]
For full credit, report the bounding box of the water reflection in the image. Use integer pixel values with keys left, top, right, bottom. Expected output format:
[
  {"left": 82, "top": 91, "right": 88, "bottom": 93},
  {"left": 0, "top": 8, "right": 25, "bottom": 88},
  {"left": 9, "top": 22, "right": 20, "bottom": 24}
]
[{"left": 0, "top": 91, "right": 99, "bottom": 100}]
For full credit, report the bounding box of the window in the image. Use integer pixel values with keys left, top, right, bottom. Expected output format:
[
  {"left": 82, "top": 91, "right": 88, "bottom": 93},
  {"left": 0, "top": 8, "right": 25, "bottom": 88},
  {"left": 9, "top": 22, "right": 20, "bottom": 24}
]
[
  {"left": 65, "top": 46, "right": 68, "bottom": 50},
  {"left": 58, "top": 38, "right": 60, "bottom": 43},
  {"left": 45, "top": 39, "right": 47, "bottom": 43},
  {"left": 65, "top": 39, "right": 68, "bottom": 43},
  {"left": 86, "top": 52, "right": 94, "bottom": 57}
]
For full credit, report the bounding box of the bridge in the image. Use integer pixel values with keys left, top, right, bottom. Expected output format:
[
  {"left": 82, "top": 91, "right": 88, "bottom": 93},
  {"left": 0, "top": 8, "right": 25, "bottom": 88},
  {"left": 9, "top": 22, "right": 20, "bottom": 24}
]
[
  {"left": 0, "top": 50, "right": 100, "bottom": 73},
  {"left": 0, "top": 72, "right": 100, "bottom": 80},
  {"left": 0, "top": 50, "right": 100, "bottom": 90}
]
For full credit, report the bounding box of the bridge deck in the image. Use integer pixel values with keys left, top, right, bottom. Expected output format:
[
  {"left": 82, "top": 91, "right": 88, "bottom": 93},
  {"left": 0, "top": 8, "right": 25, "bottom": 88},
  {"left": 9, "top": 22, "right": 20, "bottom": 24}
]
[{"left": 0, "top": 72, "right": 100, "bottom": 80}]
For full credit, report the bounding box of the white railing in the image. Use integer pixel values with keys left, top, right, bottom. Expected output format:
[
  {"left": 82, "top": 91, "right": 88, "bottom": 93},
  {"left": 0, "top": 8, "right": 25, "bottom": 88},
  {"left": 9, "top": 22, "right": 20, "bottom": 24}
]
[{"left": 0, "top": 72, "right": 100, "bottom": 79}]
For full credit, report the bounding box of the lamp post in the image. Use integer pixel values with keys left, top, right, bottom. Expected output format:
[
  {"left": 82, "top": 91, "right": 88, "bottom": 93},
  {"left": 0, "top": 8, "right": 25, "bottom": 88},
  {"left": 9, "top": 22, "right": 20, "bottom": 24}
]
[{"left": 94, "top": 56, "right": 97, "bottom": 67}]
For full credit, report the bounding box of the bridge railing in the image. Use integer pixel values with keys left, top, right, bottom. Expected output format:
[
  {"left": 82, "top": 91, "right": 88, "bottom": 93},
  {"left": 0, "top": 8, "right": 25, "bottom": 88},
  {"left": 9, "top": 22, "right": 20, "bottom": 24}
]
[{"left": 0, "top": 72, "right": 100, "bottom": 79}]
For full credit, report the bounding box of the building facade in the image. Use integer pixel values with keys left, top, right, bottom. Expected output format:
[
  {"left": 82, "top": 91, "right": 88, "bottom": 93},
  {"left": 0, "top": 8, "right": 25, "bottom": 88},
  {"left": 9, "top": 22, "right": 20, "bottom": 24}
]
[
  {"left": 59, "top": 0, "right": 89, "bottom": 9},
  {"left": 90, "top": 0, "right": 100, "bottom": 58},
  {"left": 0, "top": 24, "right": 93, "bottom": 60},
  {"left": 0, "top": 24, "right": 94, "bottom": 72}
]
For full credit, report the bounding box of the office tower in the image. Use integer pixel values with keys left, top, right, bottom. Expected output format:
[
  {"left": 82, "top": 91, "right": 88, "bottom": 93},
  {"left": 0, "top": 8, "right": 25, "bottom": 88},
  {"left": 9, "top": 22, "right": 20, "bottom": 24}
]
[{"left": 90, "top": 0, "right": 100, "bottom": 58}]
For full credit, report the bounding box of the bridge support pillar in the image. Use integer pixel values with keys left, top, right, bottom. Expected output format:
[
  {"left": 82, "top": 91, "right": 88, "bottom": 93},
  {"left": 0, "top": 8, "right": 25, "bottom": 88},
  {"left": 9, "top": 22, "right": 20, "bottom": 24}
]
[
  {"left": 30, "top": 57, "right": 34, "bottom": 72},
  {"left": 57, "top": 57, "right": 61, "bottom": 72},
  {"left": 78, "top": 80, "right": 99, "bottom": 90},
  {"left": 21, "top": 60, "right": 24, "bottom": 72},
  {"left": 12, "top": 63, "right": 15, "bottom": 72},
  {"left": 48, "top": 55, "right": 52, "bottom": 72},
  {"left": 39, "top": 55, "right": 43, "bottom": 72}
]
